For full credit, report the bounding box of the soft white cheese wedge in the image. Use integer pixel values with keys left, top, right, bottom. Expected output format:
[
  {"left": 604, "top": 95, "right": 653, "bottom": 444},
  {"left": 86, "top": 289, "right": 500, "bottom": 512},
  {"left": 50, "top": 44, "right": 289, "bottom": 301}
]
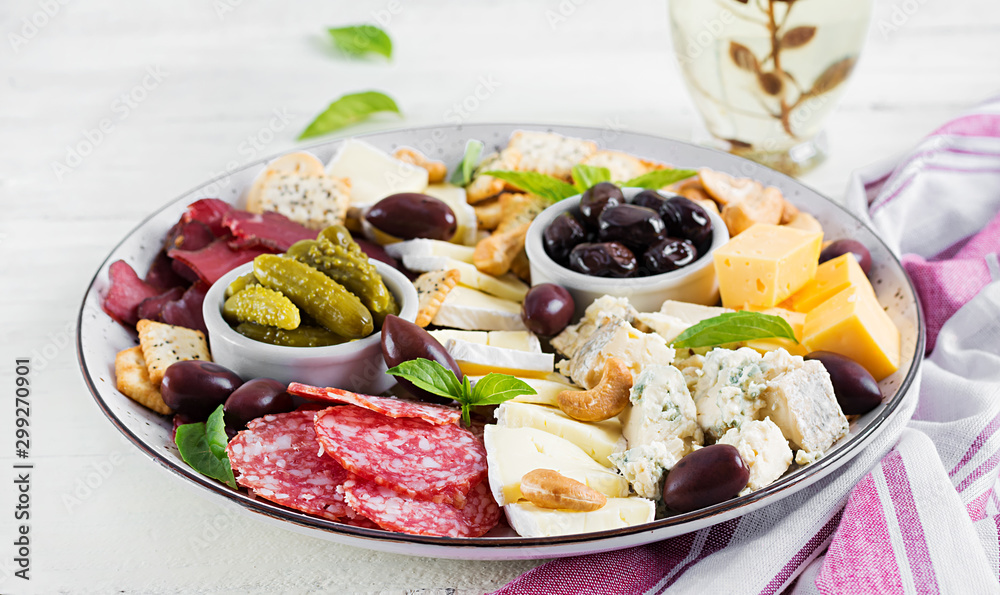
[
  {"left": 402, "top": 256, "right": 529, "bottom": 302},
  {"left": 384, "top": 239, "right": 476, "bottom": 264},
  {"left": 325, "top": 139, "right": 428, "bottom": 206},
  {"left": 495, "top": 401, "right": 627, "bottom": 467},
  {"left": 717, "top": 417, "right": 793, "bottom": 495},
  {"left": 504, "top": 497, "right": 655, "bottom": 537},
  {"left": 445, "top": 339, "right": 553, "bottom": 378},
  {"left": 428, "top": 329, "right": 488, "bottom": 345},
  {"left": 487, "top": 330, "right": 541, "bottom": 353},
  {"left": 483, "top": 426, "right": 629, "bottom": 506},
  {"left": 423, "top": 183, "right": 478, "bottom": 246},
  {"left": 432, "top": 286, "right": 526, "bottom": 331},
  {"left": 504, "top": 375, "right": 578, "bottom": 407}
]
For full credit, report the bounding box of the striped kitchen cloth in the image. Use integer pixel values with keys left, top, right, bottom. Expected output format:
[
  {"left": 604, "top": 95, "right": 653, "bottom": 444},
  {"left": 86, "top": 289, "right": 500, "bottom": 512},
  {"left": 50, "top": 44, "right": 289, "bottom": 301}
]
[{"left": 493, "top": 96, "right": 1000, "bottom": 595}]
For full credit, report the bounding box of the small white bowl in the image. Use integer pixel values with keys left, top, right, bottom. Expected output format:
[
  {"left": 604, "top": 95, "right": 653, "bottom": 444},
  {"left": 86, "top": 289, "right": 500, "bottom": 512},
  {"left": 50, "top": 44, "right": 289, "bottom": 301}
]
[
  {"left": 203, "top": 259, "right": 418, "bottom": 394},
  {"left": 525, "top": 188, "right": 729, "bottom": 316}
]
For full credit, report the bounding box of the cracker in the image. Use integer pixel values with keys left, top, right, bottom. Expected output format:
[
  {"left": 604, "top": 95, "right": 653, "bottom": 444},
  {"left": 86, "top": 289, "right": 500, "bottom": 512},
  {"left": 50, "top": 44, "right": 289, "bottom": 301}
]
[
  {"left": 413, "top": 269, "right": 461, "bottom": 327},
  {"left": 510, "top": 248, "right": 531, "bottom": 283},
  {"left": 137, "top": 319, "right": 212, "bottom": 386},
  {"left": 698, "top": 168, "right": 764, "bottom": 206},
  {"left": 115, "top": 347, "right": 172, "bottom": 415},
  {"left": 497, "top": 192, "right": 548, "bottom": 234},
  {"left": 506, "top": 131, "right": 597, "bottom": 181},
  {"left": 474, "top": 198, "right": 504, "bottom": 231},
  {"left": 247, "top": 170, "right": 351, "bottom": 230},
  {"left": 474, "top": 223, "right": 529, "bottom": 277},
  {"left": 784, "top": 211, "right": 823, "bottom": 234},
  {"left": 393, "top": 147, "right": 447, "bottom": 184},
  {"left": 466, "top": 149, "right": 521, "bottom": 203},
  {"left": 580, "top": 150, "right": 666, "bottom": 183},
  {"left": 721, "top": 186, "right": 785, "bottom": 236}
]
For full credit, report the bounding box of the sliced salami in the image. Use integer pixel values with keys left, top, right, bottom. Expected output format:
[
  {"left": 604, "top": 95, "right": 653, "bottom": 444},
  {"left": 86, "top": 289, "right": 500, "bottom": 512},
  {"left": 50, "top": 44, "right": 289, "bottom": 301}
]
[
  {"left": 344, "top": 477, "right": 500, "bottom": 538},
  {"left": 314, "top": 406, "right": 487, "bottom": 507},
  {"left": 227, "top": 410, "right": 352, "bottom": 520},
  {"left": 288, "top": 383, "right": 460, "bottom": 426}
]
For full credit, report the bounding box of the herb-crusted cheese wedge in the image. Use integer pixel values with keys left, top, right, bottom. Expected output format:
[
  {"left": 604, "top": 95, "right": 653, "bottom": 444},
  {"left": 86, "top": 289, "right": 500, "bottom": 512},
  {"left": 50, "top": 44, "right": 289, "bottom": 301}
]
[
  {"left": 609, "top": 365, "right": 703, "bottom": 499},
  {"left": 506, "top": 131, "right": 597, "bottom": 181}
]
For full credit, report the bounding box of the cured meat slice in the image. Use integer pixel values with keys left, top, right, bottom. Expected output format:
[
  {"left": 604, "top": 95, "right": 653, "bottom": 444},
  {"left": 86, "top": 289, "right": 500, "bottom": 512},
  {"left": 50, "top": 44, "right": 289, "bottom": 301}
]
[
  {"left": 344, "top": 477, "right": 500, "bottom": 538},
  {"left": 227, "top": 410, "right": 353, "bottom": 520},
  {"left": 288, "top": 383, "right": 460, "bottom": 426},
  {"left": 314, "top": 406, "right": 487, "bottom": 507},
  {"left": 182, "top": 198, "right": 232, "bottom": 237},
  {"left": 223, "top": 210, "right": 316, "bottom": 252},
  {"left": 168, "top": 239, "right": 274, "bottom": 285},
  {"left": 136, "top": 287, "right": 185, "bottom": 322},
  {"left": 161, "top": 281, "right": 209, "bottom": 334},
  {"left": 164, "top": 220, "right": 216, "bottom": 253},
  {"left": 103, "top": 260, "right": 162, "bottom": 326},
  {"left": 144, "top": 251, "right": 188, "bottom": 293}
]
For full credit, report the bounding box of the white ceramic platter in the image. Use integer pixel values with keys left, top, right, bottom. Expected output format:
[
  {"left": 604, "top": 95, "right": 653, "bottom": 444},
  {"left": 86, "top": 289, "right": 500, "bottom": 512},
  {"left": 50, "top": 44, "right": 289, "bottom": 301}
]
[{"left": 77, "top": 124, "right": 924, "bottom": 560}]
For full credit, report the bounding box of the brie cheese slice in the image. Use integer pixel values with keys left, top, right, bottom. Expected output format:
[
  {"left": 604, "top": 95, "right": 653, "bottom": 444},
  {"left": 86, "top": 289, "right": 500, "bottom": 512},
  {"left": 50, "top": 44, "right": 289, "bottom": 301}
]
[
  {"left": 432, "top": 286, "right": 526, "bottom": 331},
  {"left": 504, "top": 497, "right": 655, "bottom": 537},
  {"left": 495, "top": 401, "right": 626, "bottom": 467},
  {"left": 445, "top": 339, "right": 553, "bottom": 378},
  {"left": 402, "top": 256, "right": 529, "bottom": 302},
  {"left": 325, "top": 139, "right": 428, "bottom": 206},
  {"left": 384, "top": 239, "right": 476, "bottom": 264}
]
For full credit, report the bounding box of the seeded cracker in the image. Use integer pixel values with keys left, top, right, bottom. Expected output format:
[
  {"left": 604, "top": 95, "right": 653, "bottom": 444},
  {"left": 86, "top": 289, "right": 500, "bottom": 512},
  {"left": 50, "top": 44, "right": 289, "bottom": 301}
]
[
  {"left": 115, "top": 346, "right": 172, "bottom": 415},
  {"left": 413, "top": 269, "right": 460, "bottom": 327},
  {"left": 248, "top": 171, "right": 351, "bottom": 229},
  {"left": 136, "top": 319, "right": 212, "bottom": 386},
  {"left": 466, "top": 149, "right": 522, "bottom": 203}
]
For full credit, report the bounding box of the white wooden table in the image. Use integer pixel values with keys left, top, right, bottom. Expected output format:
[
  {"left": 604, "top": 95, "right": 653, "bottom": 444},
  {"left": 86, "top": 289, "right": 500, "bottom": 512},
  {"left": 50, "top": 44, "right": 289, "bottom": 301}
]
[{"left": 1, "top": 0, "right": 998, "bottom": 593}]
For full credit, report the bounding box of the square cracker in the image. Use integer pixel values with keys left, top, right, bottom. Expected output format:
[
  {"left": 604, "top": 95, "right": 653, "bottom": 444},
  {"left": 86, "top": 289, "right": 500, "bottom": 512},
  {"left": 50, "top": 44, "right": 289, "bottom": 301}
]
[
  {"left": 580, "top": 150, "right": 667, "bottom": 183},
  {"left": 137, "top": 319, "right": 212, "bottom": 386},
  {"left": 115, "top": 346, "right": 172, "bottom": 415},
  {"left": 506, "top": 131, "right": 597, "bottom": 181},
  {"left": 413, "top": 269, "right": 461, "bottom": 327}
]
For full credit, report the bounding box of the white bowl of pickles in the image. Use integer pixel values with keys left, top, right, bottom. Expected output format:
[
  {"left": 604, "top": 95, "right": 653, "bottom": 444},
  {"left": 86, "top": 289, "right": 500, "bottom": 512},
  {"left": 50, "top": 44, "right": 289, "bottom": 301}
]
[{"left": 203, "top": 255, "right": 418, "bottom": 395}]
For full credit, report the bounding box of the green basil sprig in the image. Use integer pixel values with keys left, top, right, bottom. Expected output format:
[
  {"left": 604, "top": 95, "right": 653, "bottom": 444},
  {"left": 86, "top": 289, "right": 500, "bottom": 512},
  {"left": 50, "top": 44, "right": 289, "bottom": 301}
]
[
  {"left": 299, "top": 91, "right": 401, "bottom": 140},
  {"left": 328, "top": 25, "right": 393, "bottom": 60},
  {"left": 386, "top": 358, "right": 536, "bottom": 426},
  {"left": 482, "top": 166, "right": 698, "bottom": 202},
  {"left": 671, "top": 311, "right": 798, "bottom": 349},
  {"left": 175, "top": 405, "right": 237, "bottom": 489},
  {"left": 621, "top": 168, "right": 697, "bottom": 190},
  {"left": 571, "top": 164, "right": 612, "bottom": 191},
  {"left": 450, "top": 140, "right": 485, "bottom": 187},
  {"left": 480, "top": 170, "right": 579, "bottom": 202}
]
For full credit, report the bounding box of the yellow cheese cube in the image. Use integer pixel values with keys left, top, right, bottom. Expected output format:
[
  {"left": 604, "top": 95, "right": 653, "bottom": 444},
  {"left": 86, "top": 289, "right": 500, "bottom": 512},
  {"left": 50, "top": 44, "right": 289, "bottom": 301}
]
[
  {"left": 713, "top": 224, "right": 823, "bottom": 309},
  {"left": 803, "top": 286, "right": 900, "bottom": 380},
  {"left": 737, "top": 305, "right": 808, "bottom": 355},
  {"left": 790, "top": 253, "right": 875, "bottom": 313}
]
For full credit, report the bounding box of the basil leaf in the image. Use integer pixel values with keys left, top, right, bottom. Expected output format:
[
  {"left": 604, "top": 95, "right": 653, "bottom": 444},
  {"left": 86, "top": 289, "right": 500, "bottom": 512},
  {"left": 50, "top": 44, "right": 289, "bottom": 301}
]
[
  {"left": 621, "top": 168, "right": 698, "bottom": 189},
  {"left": 572, "top": 164, "right": 611, "bottom": 192},
  {"left": 461, "top": 375, "right": 473, "bottom": 427},
  {"left": 385, "top": 358, "right": 463, "bottom": 401},
  {"left": 449, "top": 140, "right": 484, "bottom": 187},
  {"left": 328, "top": 25, "right": 392, "bottom": 59},
  {"left": 205, "top": 405, "right": 229, "bottom": 460},
  {"left": 671, "top": 312, "right": 798, "bottom": 349},
  {"left": 470, "top": 373, "right": 537, "bottom": 406},
  {"left": 481, "top": 170, "right": 579, "bottom": 202},
  {"left": 299, "top": 91, "right": 401, "bottom": 140},
  {"left": 175, "top": 422, "right": 237, "bottom": 489}
]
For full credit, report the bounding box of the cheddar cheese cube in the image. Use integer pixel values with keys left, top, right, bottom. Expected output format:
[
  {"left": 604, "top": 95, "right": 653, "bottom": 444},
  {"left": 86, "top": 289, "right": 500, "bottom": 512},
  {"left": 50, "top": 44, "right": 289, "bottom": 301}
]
[
  {"left": 739, "top": 306, "right": 808, "bottom": 356},
  {"left": 713, "top": 224, "right": 823, "bottom": 308},
  {"left": 790, "top": 253, "right": 875, "bottom": 313},
  {"left": 803, "top": 286, "right": 900, "bottom": 380}
]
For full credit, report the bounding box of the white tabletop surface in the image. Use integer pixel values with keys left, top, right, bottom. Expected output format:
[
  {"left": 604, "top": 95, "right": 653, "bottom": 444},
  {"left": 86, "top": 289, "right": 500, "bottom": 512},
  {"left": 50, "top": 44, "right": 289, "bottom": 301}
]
[{"left": 1, "top": 0, "right": 998, "bottom": 593}]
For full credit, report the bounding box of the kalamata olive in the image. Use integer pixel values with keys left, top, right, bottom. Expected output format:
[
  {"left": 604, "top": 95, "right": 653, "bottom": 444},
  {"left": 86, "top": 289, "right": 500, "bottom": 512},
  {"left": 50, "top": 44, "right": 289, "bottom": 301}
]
[
  {"left": 161, "top": 360, "right": 244, "bottom": 420},
  {"left": 366, "top": 193, "right": 457, "bottom": 241},
  {"left": 579, "top": 182, "right": 625, "bottom": 229},
  {"left": 568, "top": 242, "right": 637, "bottom": 278},
  {"left": 522, "top": 284, "right": 575, "bottom": 336},
  {"left": 380, "top": 314, "right": 461, "bottom": 405},
  {"left": 643, "top": 237, "right": 698, "bottom": 274},
  {"left": 662, "top": 444, "right": 750, "bottom": 513},
  {"left": 597, "top": 205, "right": 667, "bottom": 252},
  {"left": 631, "top": 189, "right": 668, "bottom": 213},
  {"left": 544, "top": 212, "right": 587, "bottom": 263},
  {"left": 820, "top": 239, "right": 873, "bottom": 276},
  {"left": 223, "top": 378, "right": 294, "bottom": 430},
  {"left": 663, "top": 196, "right": 714, "bottom": 250},
  {"left": 805, "top": 351, "right": 882, "bottom": 414}
]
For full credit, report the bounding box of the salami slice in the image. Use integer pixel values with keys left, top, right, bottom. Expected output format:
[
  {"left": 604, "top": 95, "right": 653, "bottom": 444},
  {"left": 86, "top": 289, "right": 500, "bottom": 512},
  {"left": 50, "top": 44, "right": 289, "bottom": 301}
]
[
  {"left": 344, "top": 477, "right": 500, "bottom": 538},
  {"left": 314, "top": 406, "right": 487, "bottom": 507},
  {"left": 227, "top": 410, "right": 352, "bottom": 520},
  {"left": 288, "top": 383, "right": 460, "bottom": 426}
]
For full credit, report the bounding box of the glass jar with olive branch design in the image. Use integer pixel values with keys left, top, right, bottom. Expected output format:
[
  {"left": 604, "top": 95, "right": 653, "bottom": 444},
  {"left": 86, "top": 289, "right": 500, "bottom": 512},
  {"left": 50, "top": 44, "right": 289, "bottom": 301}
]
[{"left": 669, "top": 0, "right": 871, "bottom": 175}]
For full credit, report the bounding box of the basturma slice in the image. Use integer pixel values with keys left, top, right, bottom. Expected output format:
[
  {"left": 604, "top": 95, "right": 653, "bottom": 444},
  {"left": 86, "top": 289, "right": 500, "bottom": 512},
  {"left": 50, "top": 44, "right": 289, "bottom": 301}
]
[
  {"left": 314, "top": 406, "right": 487, "bottom": 508},
  {"left": 288, "top": 383, "right": 460, "bottom": 426},
  {"left": 343, "top": 477, "right": 500, "bottom": 538},
  {"left": 226, "top": 410, "right": 353, "bottom": 520}
]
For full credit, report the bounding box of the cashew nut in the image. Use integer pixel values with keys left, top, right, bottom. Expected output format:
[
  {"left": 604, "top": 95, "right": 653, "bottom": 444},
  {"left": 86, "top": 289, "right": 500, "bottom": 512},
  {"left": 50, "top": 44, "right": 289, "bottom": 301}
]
[
  {"left": 556, "top": 357, "right": 633, "bottom": 422},
  {"left": 520, "top": 469, "right": 607, "bottom": 512}
]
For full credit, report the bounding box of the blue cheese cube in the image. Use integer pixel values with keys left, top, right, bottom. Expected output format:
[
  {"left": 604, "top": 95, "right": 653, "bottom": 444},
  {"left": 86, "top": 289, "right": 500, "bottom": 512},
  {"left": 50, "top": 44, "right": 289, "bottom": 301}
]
[
  {"left": 609, "top": 365, "right": 702, "bottom": 499},
  {"left": 691, "top": 347, "right": 767, "bottom": 441},
  {"left": 551, "top": 295, "right": 637, "bottom": 358},
  {"left": 717, "top": 418, "right": 793, "bottom": 495},
  {"left": 556, "top": 319, "right": 675, "bottom": 389}
]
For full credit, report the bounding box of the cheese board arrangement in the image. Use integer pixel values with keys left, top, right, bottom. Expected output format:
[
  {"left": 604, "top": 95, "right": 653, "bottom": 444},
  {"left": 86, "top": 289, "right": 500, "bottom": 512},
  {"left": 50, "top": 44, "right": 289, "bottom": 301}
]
[{"left": 77, "top": 124, "right": 923, "bottom": 560}]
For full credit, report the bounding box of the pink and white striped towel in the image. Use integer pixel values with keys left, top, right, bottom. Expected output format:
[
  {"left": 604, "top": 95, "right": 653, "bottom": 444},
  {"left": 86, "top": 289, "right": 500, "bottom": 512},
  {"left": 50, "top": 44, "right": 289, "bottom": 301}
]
[{"left": 493, "top": 97, "right": 1000, "bottom": 595}]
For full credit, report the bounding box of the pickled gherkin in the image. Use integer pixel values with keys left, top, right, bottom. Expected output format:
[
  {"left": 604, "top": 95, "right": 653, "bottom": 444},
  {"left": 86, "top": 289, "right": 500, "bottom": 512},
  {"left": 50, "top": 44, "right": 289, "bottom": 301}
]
[
  {"left": 235, "top": 322, "right": 346, "bottom": 347},
  {"left": 290, "top": 228, "right": 399, "bottom": 326},
  {"left": 224, "top": 285, "right": 301, "bottom": 330},
  {"left": 253, "top": 254, "right": 373, "bottom": 339},
  {"left": 225, "top": 272, "right": 260, "bottom": 298}
]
